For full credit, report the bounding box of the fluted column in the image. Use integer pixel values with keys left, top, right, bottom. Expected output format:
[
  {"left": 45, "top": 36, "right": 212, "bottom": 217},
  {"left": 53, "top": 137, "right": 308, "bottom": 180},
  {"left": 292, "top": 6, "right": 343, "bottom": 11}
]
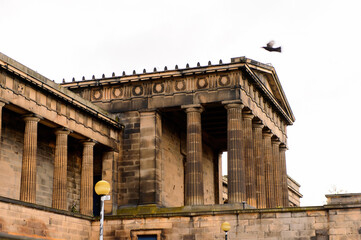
[
  {"left": 263, "top": 131, "right": 274, "bottom": 208},
  {"left": 253, "top": 122, "right": 266, "bottom": 208},
  {"left": 52, "top": 128, "right": 70, "bottom": 210},
  {"left": 225, "top": 103, "right": 246, "bottom": 203},
  {"left": 272, "top": 139, "right": 282, "bottom": 207},
  {"left": 280, "top": 144, "right": 289, "bottom": 207},
  {"left": 80, "top": 140, "right": 95, "bottom": 215},
  {"left": 243, "top": 112, "right": 256, "bottom": 207},
  {"left": 184, "top": 105, "right": 204, "bottom": 205},
  {"left": 20, "top": 115, "right": 41, "bottom": 203}
]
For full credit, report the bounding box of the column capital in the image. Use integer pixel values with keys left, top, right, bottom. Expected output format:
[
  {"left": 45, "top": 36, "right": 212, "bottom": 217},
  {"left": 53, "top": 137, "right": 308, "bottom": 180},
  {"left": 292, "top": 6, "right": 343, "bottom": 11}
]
[
  {"left": 222, "top": 100, "right": 242, "bottom": 105},
  {"left": 81, "top": 139, "right": 96, "bottom": 146},
  {"left": 242, "top": 112, "right": 254, "bottom": 120},
  {"left": 54, "top": 127, "right": 72, "bottom": 135},
  {"left": 271, "top": 138, "right": 281, "bottom": 146},
  {"left": 224, "top": 102, "right": 244, "bottom": 110},
  {"left": 252, "top": 122, "right": 264, "bottom": 129},
  {"left": 182, "top": 104, "right": 204, "bottom": 113},
  {"left": 262, "top": 130, "right": 273, "bottom": 138},
  {"left": 22, "top": 114, "right": 42, "bottom": 122},
  {"left": 279, "top": 144, "right": 288, "bottom": 151}
]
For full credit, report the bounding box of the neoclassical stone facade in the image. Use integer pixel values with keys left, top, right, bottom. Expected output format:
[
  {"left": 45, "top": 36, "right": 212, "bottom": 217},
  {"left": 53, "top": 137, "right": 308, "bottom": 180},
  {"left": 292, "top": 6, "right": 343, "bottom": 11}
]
[
  {"left": 7, "top": 52, "right": 361, "bottom": 240},
  {"left": 61, "top": 56, "right": 294, "bottom": 209},
  {"left": 0, "top": 53, "right": 122, "bottom": 216}
]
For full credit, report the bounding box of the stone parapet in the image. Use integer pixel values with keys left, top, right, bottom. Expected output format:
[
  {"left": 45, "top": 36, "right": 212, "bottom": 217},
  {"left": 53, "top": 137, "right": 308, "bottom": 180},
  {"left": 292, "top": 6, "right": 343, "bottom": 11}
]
[
  {"left": 326, "top": 193, "right": 361, "bottom": 205},
  {"left": 2, "top": 196, "right": 361, "bottom": 239}
]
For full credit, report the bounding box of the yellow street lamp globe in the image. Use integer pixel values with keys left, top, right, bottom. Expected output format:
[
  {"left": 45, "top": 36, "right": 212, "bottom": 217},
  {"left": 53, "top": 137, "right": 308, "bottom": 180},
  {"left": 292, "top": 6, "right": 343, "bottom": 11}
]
[
  {"left": 95, "top": 180, "right": 110, "bottom": 196},
  {"left": 221, "top": 222, "right": 231, "bottom": 232}
]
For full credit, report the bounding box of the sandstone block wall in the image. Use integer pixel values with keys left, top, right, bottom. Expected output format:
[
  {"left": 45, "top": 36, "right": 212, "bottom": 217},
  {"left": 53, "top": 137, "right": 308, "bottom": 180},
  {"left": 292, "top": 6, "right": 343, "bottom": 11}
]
[
  {"left": 0, "top": 110, "right": 56, "bottom": 207},
  {"left": 118, "top": 111, "right": 141, "bottom": 206},
  {"left": 0, "top": 200, "right": 92, "bottom": 240},
  {"left": 1, "top": 197, "right": 361, "bottom": 239},
  {"left": 202, "top": 144, "right": 216, "bottom": 205},
  {"left": 101, "top": 205, "right": 361, "bottom": 240},
  {"left": 0, "top": 110, "right": 24, "bottom": 200},
  {"left": 119, "top": 111, "right": 219, "bottom": 207},
  {"left": 161, "top": 117, "right": 185, "bottom": 207}
]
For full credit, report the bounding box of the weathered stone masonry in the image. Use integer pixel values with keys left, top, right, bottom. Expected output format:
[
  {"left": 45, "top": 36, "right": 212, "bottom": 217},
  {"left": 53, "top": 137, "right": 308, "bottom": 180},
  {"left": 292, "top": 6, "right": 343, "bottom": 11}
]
[
  {"left": 4, "top": 52, "right": 350, "bottom": 240},
  {"left": 0, "top": 52, "right": 122, "bottom": 216}
]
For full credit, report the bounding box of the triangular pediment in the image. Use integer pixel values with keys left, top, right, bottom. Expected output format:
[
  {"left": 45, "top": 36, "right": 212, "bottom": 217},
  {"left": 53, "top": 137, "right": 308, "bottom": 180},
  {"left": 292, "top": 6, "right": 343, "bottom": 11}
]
[{"left": 246, "top": 64, "right": 295, "bottom": 123}]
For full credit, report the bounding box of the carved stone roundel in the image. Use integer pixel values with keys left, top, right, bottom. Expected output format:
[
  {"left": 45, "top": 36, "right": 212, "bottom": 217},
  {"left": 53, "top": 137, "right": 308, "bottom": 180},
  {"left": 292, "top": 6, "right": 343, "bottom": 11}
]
[
  {"left": 153, "top": 83, "right": 164, "bottom": 93},
  {"left": 197, "top": 78, "right": 208, "bottom": 89},
  {"left": 218, "top": 76, "right": 230, "bottom": 86},
  {"left": 132, "top": 85, "right": 143, "bottom": 96},
  {"left": 112, "top": 87, "right": 123, "bottom": 98},
  {"left": 92, "top": 89, "right": 103, "bottom": 100},
  {"left": 175, "top": 80, "right": 186, "bottom": 91}
]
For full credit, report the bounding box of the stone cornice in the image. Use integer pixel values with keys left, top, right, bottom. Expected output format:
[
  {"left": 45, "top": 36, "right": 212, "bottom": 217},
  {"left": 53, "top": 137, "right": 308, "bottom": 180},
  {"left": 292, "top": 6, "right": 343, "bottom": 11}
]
[
  {"left": 61, "top": 57, "right": 294, "bottom": 126},
  {"left": 0, "top": 52, "right": 122, "bottom": 130}
]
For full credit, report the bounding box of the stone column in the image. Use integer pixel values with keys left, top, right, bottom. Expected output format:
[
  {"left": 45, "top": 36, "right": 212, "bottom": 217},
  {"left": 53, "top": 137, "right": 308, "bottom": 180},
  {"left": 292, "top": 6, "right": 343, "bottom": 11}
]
[
  {"left": 272, "top": 139, "right": 282, "bottom": 207},
  {"left": 263, "top": 131, "right": 274, "bottom": 208},
  {"left": 80, "top": 140, "right": 95, "bottom": 215},
  {"left": 20, "top": 115, "right": 41, "bottom": 203},
  {"left": 217, "top": 152, "right": 223, "bottom": 204},
  {"left": 225, "top": 103, "right": 246, "bottom": 203},
  {"left": 52, "top": 128, "right": 70, "bottom": 210},
  {"left": 280, "top": 144, "right": 289, "bottom": 207},
  {"left": 183, "top": 105, "right": 204, "bottom": 205},
  {"left": 253, "top": 122, "right": 266, "bottom": 208},
  {"left": 243, "top": 112, "right": 256, "bottom": 207}
]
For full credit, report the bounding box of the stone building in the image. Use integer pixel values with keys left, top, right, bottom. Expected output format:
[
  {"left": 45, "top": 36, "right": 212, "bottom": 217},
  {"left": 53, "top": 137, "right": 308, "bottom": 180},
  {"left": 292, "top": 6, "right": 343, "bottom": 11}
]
[{"left": 1, "top": 52, "right": 360, "bottom": 240}]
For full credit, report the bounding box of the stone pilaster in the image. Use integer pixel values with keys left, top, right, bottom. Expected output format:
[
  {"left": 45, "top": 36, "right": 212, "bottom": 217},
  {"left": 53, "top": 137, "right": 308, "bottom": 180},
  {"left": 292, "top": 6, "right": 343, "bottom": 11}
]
[
  {"left": 243, "top": 112, "right": 256, "bottom": 207},
  {"left": 102, "top": 150, "right": 116, "bottom": 214},
  {"left": 272, "top": 139, "right": 282, "bottom": 207},
  {"left": 253, "top": 122, "right": 266, "bottom": 208},
  {"left": 225, "top": 103, "right": 246, "bottom": 203},
  {"left": 80, "top": 140, "right": 95, "bottom": 215},
  {"left": 183, "top": 105, "right": 204, "bottom": 205},
  {"left": 263, "top": 131, "right": 274, "bottom": 208},
  {"left": 139, "top": 111, "right": 162, "bottom": 205},
  {"left": 52, "top": 128, "right": 70, "bottom": 210},
  {"left": 280, "top": 144, "right": 289, "bottom": 207},
  {"left": 20, "top": 115, "right": 41, "bottom": 203}
]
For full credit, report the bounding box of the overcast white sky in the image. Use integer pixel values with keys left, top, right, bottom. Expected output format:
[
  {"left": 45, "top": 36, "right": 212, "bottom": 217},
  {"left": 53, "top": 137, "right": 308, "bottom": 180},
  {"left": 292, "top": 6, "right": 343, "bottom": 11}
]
[{"left": 1, "top": 0, "right": 360, "bottom": 206}]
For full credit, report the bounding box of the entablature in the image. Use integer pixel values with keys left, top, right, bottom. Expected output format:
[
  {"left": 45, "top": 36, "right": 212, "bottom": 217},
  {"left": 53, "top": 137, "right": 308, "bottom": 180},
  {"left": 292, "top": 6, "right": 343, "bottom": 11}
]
[
  {"left": 0, "top": 53, "right": 122, "bottom": 149},
  {"left": 61, "top": 56, "right": 295, "bottom": 127}
]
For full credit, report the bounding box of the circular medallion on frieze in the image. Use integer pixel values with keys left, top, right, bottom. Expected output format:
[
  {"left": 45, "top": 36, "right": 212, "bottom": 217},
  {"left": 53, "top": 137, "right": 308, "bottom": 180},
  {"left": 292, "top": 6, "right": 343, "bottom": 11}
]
[
  {"left": 132, "top": 85, "right": 143, "bottom": 96},
  {"left": 218, "top": 76, "right": 230, "bottom": 86},
  {"left": 112, "top": 87, "right": 123, "bottom": 98},
  {"left": 92, "top": 89, "right": 103, "bottom": 100},
  {"left": 197, "top": 78, "right": 208, "bottom": 89},
  {"left": 174, "top": 80, "right": 186, "bottom": 91},
  {"left": 153, "top": 83, "right": 164, "bottom": 93}
]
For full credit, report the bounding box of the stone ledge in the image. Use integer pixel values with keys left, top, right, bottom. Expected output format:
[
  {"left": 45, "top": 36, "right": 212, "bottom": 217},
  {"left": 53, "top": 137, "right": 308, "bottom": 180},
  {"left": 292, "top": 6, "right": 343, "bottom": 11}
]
[
  {"left": 0, "top": 196, "right": 93, "bottom": 221},
  {"left": 112, "top": 204, "right": 326, "bottom": 220}
]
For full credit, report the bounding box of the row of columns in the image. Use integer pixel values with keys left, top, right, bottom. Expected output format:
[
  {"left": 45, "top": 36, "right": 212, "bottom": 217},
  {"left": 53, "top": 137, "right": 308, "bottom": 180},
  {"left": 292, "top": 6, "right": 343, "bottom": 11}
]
[
  {"left": 19, "top": 114, "right": 96, "bottom": 214},
  {"left": 0, "top": 102, "right": 112, "bottom": 215},
  {"left": 184, "top": 102, "right": 289, "bottom": 208}
]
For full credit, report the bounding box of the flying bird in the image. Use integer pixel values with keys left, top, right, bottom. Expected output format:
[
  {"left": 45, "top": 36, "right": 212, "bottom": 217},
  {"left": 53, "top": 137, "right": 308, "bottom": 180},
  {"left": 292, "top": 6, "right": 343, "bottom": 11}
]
[{"left": 262, "top": 41, "right": 282, "bottom": 52}]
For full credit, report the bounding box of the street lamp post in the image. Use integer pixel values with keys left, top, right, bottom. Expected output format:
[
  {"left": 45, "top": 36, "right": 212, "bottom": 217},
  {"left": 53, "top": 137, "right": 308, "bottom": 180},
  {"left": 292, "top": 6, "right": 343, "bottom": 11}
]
[
  {"left": 95, "top": 180, "right": 111, "bottom": 240},
  {"left": 221, "top": 222, "right": 231, "bottom": 240}
]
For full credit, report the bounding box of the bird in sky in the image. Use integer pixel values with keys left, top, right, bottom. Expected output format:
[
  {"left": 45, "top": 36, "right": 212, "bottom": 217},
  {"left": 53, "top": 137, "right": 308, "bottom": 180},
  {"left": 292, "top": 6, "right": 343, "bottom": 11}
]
[{"left": 262, "top": 41, "right": 282, "bottom": 52}]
